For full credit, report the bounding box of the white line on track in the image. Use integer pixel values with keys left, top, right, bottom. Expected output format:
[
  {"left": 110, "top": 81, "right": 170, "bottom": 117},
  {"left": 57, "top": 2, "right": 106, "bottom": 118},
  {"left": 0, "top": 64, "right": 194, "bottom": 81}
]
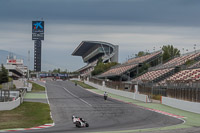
[
  {"left": 62, "top": 87, "right": 92, "bottom": 107},
  {"left": 47, "top": 83, "right": 92, "bottom": 107}
]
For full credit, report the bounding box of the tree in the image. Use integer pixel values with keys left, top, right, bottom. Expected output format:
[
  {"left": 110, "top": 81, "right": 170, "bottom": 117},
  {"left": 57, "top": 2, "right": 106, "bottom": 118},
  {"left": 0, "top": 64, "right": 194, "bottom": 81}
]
[
  {"left": 135, "top": 51, "right": 149, "bottom": 57},
  {"left": 97, "top": 58, "right": 103, "bottom": 65},
  {"left": 52, "top": 68, "right": 61, "bottom": 73},
  {"left": 162, "top": 45, "right": 180, "bottom": 62},
  {"left": 139, "top": 63, "right": 150, "bottom": 73},
  {"left": 92, "top": 62, "right": 118, "bottom": 76},
  {"left": 0, "top": 64, "right": 8, "bottom": 84}
]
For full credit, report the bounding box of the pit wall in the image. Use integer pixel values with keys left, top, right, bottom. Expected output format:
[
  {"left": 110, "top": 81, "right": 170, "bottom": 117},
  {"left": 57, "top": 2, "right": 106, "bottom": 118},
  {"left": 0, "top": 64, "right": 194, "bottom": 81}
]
[
  {"left": 0, "top": 98, "right": 20, "bottom": 111},
  {"left": 162, "top": 96, "right": 200, "bottom": 114}
]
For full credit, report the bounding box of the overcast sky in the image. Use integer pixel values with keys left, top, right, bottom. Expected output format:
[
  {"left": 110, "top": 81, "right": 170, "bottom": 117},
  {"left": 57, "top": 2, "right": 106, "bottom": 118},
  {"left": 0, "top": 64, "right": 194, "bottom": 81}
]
[{"left": 0, "top": 0, "right": 200, "bottom": 71}]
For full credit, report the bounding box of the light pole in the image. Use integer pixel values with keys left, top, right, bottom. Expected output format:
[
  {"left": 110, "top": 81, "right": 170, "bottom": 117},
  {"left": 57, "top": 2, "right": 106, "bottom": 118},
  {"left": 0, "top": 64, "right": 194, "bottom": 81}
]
[
  {"left": 194, "top": 44, "right": 197, "bottom": 53},
  {"left": 27, "top": 50, "right": 30, "bottom": 80}
]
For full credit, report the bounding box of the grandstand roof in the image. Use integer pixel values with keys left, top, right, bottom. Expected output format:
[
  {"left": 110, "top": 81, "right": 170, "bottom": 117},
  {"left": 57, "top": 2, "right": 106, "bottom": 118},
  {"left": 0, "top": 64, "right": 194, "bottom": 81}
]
[
  {"left": 125, "top": 51, "right": 162, "bottom": 64},
  {"left": 72, "top": 41, "right": 116, "bottom": 56}
]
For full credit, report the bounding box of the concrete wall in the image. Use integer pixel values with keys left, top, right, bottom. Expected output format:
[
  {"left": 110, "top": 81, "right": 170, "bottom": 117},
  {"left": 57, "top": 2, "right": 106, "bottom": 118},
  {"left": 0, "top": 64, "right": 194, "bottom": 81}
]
[
  {"left": 0, "top": 98, "right": 21, "bottom": 111},
  {"left": 162, "top": 96, "right": 200, "bottom": 114},
  {"left": 135, "top": 93, "right": 150, "bottom": 103},
  {"left": 84, "top": 80, "right": 150, "bottom": 102}
]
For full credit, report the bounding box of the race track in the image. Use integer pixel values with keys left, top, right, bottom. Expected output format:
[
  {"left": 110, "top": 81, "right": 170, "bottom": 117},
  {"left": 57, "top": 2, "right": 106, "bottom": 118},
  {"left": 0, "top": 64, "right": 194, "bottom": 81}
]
[{"left": 12, "top": 80, "right": 183, "bottom": 133}]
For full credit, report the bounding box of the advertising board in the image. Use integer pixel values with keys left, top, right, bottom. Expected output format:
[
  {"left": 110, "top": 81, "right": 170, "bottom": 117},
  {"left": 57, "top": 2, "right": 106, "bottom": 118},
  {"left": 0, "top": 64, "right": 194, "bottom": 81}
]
[
  {"left": 32, "top": 21, "right": 44, "bottom": 33},
  {"left": 32, "top": 33, "right": 44, "bottom": 40}
]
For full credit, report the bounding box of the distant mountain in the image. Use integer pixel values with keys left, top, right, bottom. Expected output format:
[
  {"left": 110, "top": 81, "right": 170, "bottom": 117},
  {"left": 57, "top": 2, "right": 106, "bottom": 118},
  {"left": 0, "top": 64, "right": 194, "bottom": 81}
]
[{"left": 0, "top": 49, "right": 61, "bottom": 71}]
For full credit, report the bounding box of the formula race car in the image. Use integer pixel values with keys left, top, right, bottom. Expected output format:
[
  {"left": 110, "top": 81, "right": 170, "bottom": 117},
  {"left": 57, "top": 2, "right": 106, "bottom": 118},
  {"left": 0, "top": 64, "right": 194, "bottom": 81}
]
[{"left": 72, "top": 115, "right": 89, "bottom": 128}]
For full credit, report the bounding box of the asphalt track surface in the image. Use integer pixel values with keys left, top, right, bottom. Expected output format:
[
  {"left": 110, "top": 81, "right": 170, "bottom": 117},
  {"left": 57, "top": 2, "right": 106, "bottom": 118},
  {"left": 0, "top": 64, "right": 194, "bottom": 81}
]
[{"left": 11, "top": 80, "right": 182, "bottom": 133}]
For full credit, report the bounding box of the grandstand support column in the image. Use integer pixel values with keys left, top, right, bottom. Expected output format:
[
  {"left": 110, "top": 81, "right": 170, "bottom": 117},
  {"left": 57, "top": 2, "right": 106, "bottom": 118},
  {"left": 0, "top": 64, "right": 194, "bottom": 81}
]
[
  {"left": 151, "top": 81, "right": 153, "bottom": 102},
  {"left": 196, "top": 88, "right": 198, "bottom": 102},
  {"left": 128, "top": 72, "right": 130, "bottom": 81},
  {"left": 101, "top": 43, "right": 107, "bottom": 56}
]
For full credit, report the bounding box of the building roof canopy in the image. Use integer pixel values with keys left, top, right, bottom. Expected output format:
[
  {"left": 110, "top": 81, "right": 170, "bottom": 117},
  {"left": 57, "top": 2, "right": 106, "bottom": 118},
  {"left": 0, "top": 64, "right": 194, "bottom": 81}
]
[{"left": 72, "top": 41, "right": 115, "bottom": 56}]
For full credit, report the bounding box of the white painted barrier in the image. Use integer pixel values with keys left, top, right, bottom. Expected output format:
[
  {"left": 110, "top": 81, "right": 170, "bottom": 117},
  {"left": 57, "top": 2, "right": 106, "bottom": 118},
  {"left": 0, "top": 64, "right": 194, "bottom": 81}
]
[
  {"left": 162, "top": 96, "right": 200, "bottom": 114},
  {"left": 70, "top": 78, "right": 81, "bottom": 81},
  {"left": 0, "top": 98, "right": 21, "bottom": 111},
  {"left": 84, "top": 80, "right": 150, "bottom": 103},
  {"left": 135, "top": 93, "right": 150, "bottom": 103}
]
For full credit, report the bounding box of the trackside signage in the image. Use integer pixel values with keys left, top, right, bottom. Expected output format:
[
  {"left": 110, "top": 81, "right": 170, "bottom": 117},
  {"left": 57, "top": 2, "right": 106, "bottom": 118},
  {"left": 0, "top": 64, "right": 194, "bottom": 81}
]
[
  {"left": 32, "top": 21, "right": 44, "bottom": 40},
  {"left": 32, "top": 21, "right": 44, "bottom": 33}
]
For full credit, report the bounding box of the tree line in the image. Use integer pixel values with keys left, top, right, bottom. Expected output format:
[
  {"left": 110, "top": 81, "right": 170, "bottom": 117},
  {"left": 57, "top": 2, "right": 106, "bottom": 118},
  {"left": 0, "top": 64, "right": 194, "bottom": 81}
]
[{"left": 0, "top": 64, "right": 9, "bottom": 84}]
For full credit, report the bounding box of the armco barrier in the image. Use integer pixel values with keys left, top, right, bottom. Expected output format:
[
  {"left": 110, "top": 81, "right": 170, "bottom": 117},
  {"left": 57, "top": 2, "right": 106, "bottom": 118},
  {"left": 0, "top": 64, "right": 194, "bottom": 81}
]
[
  {"left": 162, "top": 96, "right": 200, "bottom": 114},
  {"left": 0, "top": 98, "right": 20, "bottom": 111},
  {"left": 84, "top": 80, "right": 150, "bottom": 103}
]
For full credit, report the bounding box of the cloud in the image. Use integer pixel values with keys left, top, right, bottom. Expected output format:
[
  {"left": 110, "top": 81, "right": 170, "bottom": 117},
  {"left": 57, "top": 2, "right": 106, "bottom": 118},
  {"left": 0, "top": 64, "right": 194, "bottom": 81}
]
[
  {"left": 1, "top": 0, "right": 200, "bottom": 71},
  {"left": 1, "top": 21, "right": 200, "bottom": 71},
  {"left": 0, "top": 0, "right": 200, "bottom": 26}
]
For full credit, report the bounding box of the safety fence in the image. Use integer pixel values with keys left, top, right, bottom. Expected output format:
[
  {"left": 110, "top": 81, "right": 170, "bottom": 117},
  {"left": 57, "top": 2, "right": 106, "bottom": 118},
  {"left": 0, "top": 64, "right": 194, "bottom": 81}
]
[
  {"left": 166, "top": 82, "right": 200, "bottom": 102},
  {"left": 0, "top": 82, "right": 15, "bottom": 102},
  {"left": 137, "top": 82, "right": 200, "bottom": 102},
  {"left": 138, "top": 84, "right": 167, "bottom": 96}
]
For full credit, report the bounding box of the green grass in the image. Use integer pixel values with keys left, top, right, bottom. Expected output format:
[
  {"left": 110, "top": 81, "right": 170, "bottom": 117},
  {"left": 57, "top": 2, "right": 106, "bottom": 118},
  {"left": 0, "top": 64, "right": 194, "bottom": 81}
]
[
  {"left": 24, "top": 93, "right": 47, "bottom": 99},
  {"left": 29, "top": 81, "right": 45, "bottom": 92},
  {"left": 71, "top": 80, "right": 96, "bottom": 89},
  {"left": 0, "top": 102, "right": 53, "bottom": 130}
]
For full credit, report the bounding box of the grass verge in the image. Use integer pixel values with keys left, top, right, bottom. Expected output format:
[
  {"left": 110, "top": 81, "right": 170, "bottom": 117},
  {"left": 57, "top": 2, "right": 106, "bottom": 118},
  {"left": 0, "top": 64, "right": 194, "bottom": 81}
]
[
  {"left": 0, "top": 102, "right": 53, "bottom": 130},
  {"left": 29, "top": 81, "right": 45, "bottom": 92},
  {"left": 71, "top": 80, "right": 96, "bottom": 89}
]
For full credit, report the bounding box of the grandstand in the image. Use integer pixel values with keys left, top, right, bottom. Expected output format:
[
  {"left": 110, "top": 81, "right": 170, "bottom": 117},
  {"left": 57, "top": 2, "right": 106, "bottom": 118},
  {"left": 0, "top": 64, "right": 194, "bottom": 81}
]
[
  {"left": 72, "top": 41, "right": 118, "bottom": 77},
  {"left": 98, "top": 51, "right": 162, "bottom": 81},
  {"left": 188, "top": 60, "right": 200, "bottom": 69},
  {"left": 133, "top": 51, "right": 200, "bottom": 84},
  {"left": 84, "top": 48, "right": 200, "bottom": 102},
  {"left": 166, "top": 68, "right": 200, "bottom": 82}
]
